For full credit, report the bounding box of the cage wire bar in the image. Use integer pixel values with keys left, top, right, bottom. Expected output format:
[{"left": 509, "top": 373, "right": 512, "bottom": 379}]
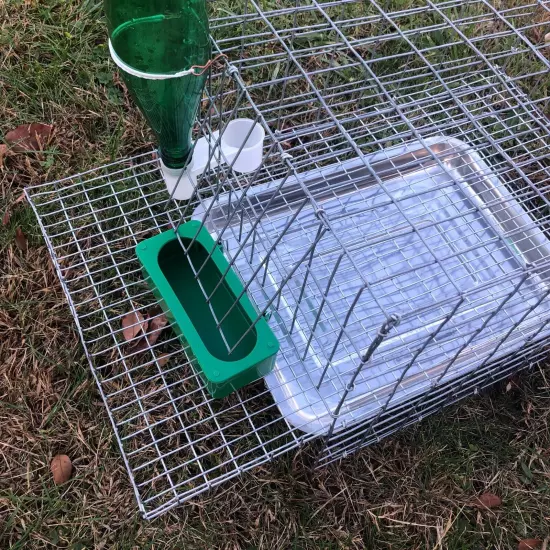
[{"left": 26, "top": 0, "right": 550, "bottom": 518}]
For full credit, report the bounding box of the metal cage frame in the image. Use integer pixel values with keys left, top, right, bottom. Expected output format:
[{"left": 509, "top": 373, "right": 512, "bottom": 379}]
[{"left": 27, "top": 0, "right": 550, "bottom": 519}]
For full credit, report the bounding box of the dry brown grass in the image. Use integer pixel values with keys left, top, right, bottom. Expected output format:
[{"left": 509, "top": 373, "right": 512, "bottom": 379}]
[
  {"left": 3, "top": 0, "right": 550, "bottom": 548},
  {"left": 2, "top": 263, "right": 550, "bottom": 549}
]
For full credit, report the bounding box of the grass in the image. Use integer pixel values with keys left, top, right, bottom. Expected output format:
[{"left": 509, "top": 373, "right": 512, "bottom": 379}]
[{"left": 2, "top": 0, "right": 550, "bottom": 548}]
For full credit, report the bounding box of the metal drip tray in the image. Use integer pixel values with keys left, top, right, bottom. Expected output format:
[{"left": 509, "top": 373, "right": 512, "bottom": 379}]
[{"left": 195, "top": 137, "right": 550, "bottom": 435}]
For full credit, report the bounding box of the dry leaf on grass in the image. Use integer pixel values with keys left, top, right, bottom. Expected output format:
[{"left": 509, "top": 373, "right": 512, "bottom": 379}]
[
  {"left": 50, "top": 454, "right": 73, "bottom": 484},
  {"left": 0, "top": 143, "right": 8, "bottom": 166},
  {"left": 134, "top": 312, "right": 168, "bottom": 352},
  {"left": 15, "top": 227, "right": 28, "bottom": 251},
  {"left": 5, "top": 123, "right": 53, "bottom": 152},
  {"left": 121, "top": 310, "right": 148, "bottom": 341},
  {"left": 145, "top": 313, "right": 167, "bottom": 345},
  {"left": 468, "top": 491, "right": 502, "bottom": 509},
  {"left": 519, "top": 540, "right": 543, "bottom": 550},
  {"left": 157, "top": 353, "right": 170, "bottom": 367},
  {"left": 3, "top": 209, "right": 11, "bottom": 226}
]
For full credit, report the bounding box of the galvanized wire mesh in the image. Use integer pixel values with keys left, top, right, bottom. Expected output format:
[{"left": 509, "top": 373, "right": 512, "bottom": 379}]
[{"left": 27, "top": 0, "right": 550, "bottom": 518}]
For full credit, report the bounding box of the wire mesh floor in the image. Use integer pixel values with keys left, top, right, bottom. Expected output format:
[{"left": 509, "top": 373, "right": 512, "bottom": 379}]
[
  {"left": 27, "top": 0, "right": 550, "bottom": 518},
  {"left": 27, "top": 153, "right": 314, "bottom": 517}
]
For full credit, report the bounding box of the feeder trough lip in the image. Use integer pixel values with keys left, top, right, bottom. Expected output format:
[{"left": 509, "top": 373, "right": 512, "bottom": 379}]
[{"left": 136, "top": 220, "right": 279, "bottom": 398}]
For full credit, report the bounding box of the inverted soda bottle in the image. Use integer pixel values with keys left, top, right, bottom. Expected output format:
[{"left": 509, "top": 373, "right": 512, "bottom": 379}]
[{"left": 104, "top": 0, "right": 211, "bottom": 169}]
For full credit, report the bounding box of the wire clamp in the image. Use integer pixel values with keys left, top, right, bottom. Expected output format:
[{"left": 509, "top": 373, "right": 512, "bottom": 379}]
[{"left": 225, "top": 64, "right": 240, "bottom": 77}]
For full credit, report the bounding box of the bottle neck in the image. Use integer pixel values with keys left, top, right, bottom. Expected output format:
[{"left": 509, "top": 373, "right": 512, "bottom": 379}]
[{"left": 160, "top": 148, "right": 191, "bottom": 170}]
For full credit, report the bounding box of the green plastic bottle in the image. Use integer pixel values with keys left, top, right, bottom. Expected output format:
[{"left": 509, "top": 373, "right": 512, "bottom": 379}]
[{"left": 104, "top": 0, "right": 211, "bottom": 169}]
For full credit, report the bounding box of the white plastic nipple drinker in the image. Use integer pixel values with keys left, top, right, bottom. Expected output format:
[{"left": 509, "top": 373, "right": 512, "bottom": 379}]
[{"left": 160, "top": 118, "right": 265, "bottom": 200}]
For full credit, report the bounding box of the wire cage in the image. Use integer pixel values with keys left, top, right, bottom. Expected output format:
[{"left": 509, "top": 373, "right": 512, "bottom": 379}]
[{"left": 26, "top": 0, "right": 550, "bottom": 519}]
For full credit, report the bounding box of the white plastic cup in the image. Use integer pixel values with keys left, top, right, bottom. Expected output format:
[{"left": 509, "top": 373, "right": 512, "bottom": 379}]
[
  {"left": 160, "top": 118, "right": 265, "bottom": 200},
  {"left": 160, "top": 160, "right": 195, "bottom": 201},
  {"left": 220, "top": 118, "right": 265, "bottom": 173}
]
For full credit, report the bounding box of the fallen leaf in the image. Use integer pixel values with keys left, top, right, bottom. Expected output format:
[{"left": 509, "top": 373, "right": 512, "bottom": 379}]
[
  {"left": 50, "top": 454, "right": 73, "bottom": 484},
  {"left": 133, "top": 312, "right": 168, "bottom": 352},
  {"left": 0, "top": 144, "right": 8, "bottom": 165},
  {"left": 519, "top": 539, "right": 543, "bottom": 550},
  {"left": 15, "top": 191, "right": 27, "bottom": 204},
  {"left": 157, "top": 353, "right": 170, "bottom": 367},
  {"left": 5, "top": 123, "right": 53, "bottom": 152},
  {"left": 132, "top": 338, "right": 147, "bottom": 352},
  {"left": 469, "top": 492, "right": 502, "bottom": 509},
  {"left": 121, "top": 310, "right": 148, "bottom": 341},
  {"left": 15, "top": 227, "right": 28, "bottom": 251},
  {"left": 2, "top": 209, "right": 11, "bottom": 226},
  {"left": 146, "top": 313, "right": 167, "bottom": 346}
]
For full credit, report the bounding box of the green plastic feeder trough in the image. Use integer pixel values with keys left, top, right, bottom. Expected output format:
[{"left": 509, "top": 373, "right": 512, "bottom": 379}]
[{"left": 136, "top": 221, "right": 279, "bottom": 398}]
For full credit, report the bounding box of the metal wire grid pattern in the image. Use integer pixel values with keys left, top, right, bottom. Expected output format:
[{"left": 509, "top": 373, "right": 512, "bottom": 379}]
[
  {"left": 26, "top": 0, "right": 550, "bottom": 518},
  {"left": 207, "top": 134, "right": 550, "bottom": 436},
  {"left": 26, "top": 150, "right": 315, "bottom": 519}
]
